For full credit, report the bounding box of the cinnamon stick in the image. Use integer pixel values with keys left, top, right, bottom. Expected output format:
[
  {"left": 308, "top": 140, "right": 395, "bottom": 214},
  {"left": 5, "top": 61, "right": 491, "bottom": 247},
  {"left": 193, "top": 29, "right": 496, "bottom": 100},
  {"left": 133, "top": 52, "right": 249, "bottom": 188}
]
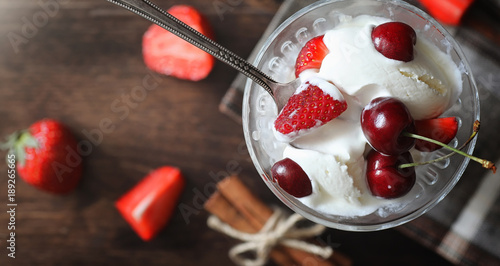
[
  {"left": 216, "top": 176, "right": 352, "bottom": 266},
  {"left": 204, "top": 191, "right": 297, "bottom": 265},
  {"left": 217, "top": 175, "right": 273, "bottom": 229}
]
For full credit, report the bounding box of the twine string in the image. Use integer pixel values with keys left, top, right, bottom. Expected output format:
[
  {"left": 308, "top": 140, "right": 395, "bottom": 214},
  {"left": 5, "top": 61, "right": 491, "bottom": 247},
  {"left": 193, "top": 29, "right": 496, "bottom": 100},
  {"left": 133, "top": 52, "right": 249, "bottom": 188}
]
[{"left": 207, "top": 207, "right": 333, "bottom": 266}]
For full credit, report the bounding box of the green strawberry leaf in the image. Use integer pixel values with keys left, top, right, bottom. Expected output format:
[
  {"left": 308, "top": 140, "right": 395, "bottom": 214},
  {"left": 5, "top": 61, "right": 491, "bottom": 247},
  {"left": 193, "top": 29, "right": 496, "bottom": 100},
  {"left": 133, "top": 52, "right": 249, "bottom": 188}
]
[
  {"left": 15, "top": 145, "right": 25, "bottom": 167},
  {"left": 1, "top": 130, "right": 39, "bottom": 167},
  {"left": 19, "top": 131, "right": 38, "bottom": 149},
  {"left": 2, "top": 131, "right": 21, "bottom": 165},
  {"left": 0, "top": 131, "right": 21, "bottom": 151},
  {"left": 15, "top": 131, "right": 38, "bottom": 167}
]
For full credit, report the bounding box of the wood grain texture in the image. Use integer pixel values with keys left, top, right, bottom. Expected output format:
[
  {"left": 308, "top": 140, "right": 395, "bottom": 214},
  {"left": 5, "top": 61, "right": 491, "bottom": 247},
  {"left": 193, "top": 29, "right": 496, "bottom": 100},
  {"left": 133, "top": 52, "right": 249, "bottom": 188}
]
[{"left": 0, "top": 0, "right": 451, "bottom": 265}]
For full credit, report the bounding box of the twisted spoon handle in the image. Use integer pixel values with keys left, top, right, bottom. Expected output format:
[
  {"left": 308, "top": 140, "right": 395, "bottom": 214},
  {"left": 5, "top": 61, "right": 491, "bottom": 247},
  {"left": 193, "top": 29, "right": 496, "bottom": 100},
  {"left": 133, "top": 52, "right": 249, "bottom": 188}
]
[{"left": 106, "top": 0, "right": 275, "bottom": 95}]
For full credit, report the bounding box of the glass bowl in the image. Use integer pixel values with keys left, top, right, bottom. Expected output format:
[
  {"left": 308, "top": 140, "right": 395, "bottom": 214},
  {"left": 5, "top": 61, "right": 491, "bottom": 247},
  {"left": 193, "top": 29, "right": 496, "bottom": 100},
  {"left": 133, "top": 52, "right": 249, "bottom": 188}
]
[{"left": 242, "top": 0, "right": 479, "bottom": 231}]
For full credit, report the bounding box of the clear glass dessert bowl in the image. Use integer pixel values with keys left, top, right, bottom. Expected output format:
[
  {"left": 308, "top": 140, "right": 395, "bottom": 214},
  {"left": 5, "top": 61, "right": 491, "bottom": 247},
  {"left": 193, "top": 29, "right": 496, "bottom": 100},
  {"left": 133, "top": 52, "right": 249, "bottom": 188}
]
[{"left": 242, "top": 0, "right": 479, "bottom": 231}]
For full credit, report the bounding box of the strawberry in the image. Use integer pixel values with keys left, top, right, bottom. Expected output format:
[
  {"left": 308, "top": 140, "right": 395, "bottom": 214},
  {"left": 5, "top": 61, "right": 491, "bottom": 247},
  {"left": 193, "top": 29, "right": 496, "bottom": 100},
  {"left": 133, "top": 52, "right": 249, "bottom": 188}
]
[
  {"left": 294, "top": 35, "right": 329, "bottom": 77},
  {"left": 274, "top": 81, "right": 347, "bottom": 141},
  {"left": 115, "top": 166, "right": 185, "bottom": 241},
  {"left": 142, "top": 5, "right": 215, "bottom": 81},
  {"left": 415, "top": 117, "right": 458, "bottom": 152},
  {"left": 1, "top": 119, "right": 83, "bottom": 194}
]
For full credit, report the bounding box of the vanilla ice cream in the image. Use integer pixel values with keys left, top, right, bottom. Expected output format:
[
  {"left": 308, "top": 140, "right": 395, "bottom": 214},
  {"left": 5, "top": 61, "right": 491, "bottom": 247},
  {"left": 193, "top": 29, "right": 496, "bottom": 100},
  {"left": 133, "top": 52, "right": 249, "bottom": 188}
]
[
  {"left": 317, "top": 15, "right": 462, "bottom": 120},
  {"left": 283, "top": 146, "right": 396, "bottom": 217}
]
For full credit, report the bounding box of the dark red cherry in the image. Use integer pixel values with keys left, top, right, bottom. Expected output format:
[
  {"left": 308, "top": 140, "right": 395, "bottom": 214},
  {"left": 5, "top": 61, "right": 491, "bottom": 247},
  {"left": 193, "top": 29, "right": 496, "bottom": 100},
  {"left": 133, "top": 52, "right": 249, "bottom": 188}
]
[
  {"left": 372, "top": 22, "right": 417, "bottom": 62},
  {"left": 271, "top": 158, "right": 312, "bottom": 198},
  {"left": 361, "top": 97, "right": 416, "bottom": 155},
  {"left": 366, "top": 149, "right": 416, "bottom": 199}
]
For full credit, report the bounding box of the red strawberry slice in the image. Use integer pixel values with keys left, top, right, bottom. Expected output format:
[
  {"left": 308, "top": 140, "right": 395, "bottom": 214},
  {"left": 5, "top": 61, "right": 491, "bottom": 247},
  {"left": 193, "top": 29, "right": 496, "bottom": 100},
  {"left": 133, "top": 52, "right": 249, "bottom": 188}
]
[
  {"left": 295, "top": 35, "right": 329, "bottom": 77},
  {"left": 274, "top": 81, "right": 347, "bottom": 141},
  {"left": 115, "top": 166, "right": 185, "bottom": 241},
  {"left": 2, "top": 119, "right": 83, "bottom": 194},
  {"left": 142, "top": 5, "right": 215, "bottom": 81},
  {"left": 415, "top": 117, "right": 458, "bottom": 152}
]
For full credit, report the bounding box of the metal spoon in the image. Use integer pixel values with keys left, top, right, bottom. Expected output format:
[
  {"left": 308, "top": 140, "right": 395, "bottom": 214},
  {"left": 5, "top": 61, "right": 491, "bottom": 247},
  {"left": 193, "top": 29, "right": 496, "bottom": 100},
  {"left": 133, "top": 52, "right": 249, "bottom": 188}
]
[{"left": 106, "top": 0, "right": 300, "bottom": 111}]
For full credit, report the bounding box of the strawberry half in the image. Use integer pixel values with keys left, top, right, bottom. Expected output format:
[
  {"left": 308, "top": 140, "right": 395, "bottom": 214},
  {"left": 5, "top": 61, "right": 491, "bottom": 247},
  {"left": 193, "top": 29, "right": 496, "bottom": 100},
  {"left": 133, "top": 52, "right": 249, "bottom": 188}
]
[
  {"left": 295, "top": 35, "right": 329, "bottom": 77},
  {"left": 115, "top": 166, "right": 185, "bottom": 241},
  {"left": 2, "top": 119, "right": 83, "bottom": 194},
  {"left": 142, "top": 5, "right": 215, "bottom": 81},
  {"left": 274, "top": 80, "right": 347, "bottom": 141},
  {"left": 415, "top": 117, "right": 458, "bottom": 152}
]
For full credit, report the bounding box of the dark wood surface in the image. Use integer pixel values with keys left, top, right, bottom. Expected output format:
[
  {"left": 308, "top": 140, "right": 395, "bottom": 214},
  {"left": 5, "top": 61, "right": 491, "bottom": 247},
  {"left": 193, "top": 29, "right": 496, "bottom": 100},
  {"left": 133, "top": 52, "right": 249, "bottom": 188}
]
[{"left": 0, "top": 0, "right": 452, "bottom": 265}]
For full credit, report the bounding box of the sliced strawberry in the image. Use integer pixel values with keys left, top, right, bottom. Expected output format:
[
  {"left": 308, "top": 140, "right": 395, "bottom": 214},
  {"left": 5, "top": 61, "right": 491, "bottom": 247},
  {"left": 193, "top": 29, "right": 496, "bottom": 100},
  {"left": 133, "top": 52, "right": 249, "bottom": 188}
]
[
  {"left": 415, "top": 117, "right": 458, "bottom": 152},
  {"left": 115, "top": 166, "right": 185, "bottom": 241},
  {"left": 274, "top": 80, "right": 347, "bottom": 141},
  {"left": 295, "top": 35, "right": 329, "bottom": 77},
  {"left": 142, "top": 5, "right": 215, "bottom": 81}
]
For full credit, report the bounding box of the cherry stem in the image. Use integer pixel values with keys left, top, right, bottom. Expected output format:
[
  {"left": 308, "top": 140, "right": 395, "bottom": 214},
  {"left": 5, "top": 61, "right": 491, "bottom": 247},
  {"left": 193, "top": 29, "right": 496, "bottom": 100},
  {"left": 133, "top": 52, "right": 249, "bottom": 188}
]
[
  {"left": 402, "top": 120, "right": 480, "bottom": 168},
  {"left": 398, "top": 132, "right": 475, "bottom": 169},
  {"left": 399, "top": 122, "right": 496, "bottom": 173},
  {"left": 423, "top": 120, "right": 480, "bottom": 163}
]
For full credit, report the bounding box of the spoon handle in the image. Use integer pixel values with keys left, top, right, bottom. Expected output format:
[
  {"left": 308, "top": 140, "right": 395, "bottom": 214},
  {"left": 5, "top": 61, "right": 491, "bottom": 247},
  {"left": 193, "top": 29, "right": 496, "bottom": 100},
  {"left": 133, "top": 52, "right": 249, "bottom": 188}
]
[{"left": 106, "top": 0, "right": 275, "bottom": 95}]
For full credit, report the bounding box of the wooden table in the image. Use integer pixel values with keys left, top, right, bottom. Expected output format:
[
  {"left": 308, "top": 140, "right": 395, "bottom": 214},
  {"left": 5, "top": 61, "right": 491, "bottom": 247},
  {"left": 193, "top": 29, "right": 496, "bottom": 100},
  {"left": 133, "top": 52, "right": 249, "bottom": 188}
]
[{"left": 0, "top": 0, "right": 452, "bottom": 265}]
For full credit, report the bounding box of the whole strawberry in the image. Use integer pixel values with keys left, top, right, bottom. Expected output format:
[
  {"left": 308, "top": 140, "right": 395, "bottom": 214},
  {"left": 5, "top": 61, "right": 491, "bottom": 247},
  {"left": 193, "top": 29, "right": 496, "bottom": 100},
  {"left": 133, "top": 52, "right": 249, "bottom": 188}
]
[{"left": 2, "top": 119, "right": 82, "bottom": 194}]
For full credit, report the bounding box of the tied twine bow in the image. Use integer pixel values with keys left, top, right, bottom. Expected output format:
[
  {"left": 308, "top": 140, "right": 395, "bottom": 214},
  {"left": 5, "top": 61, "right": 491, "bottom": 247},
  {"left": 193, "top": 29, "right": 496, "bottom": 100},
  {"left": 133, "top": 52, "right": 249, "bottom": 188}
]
[{"left": 207, "top": 207, "right": 333, "bottom": 266}]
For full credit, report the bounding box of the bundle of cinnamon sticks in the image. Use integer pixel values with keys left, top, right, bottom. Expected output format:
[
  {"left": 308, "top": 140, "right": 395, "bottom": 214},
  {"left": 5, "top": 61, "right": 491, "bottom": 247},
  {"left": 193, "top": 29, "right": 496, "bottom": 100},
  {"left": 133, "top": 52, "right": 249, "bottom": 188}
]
[{"left": 204, "top": 175, "right": 351, "bottom": 266}]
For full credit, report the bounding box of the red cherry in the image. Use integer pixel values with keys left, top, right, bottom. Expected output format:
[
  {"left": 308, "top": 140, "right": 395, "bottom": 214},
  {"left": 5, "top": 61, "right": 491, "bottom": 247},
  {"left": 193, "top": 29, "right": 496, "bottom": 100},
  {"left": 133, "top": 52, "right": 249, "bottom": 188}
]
[
  {"left": 371, "top": 22, "right": 417, "bottom": 62},
  {"left": 271, "top": 158, "right": 312, "bottom": 198},
  {"left": 366, "top": 149, "right": 416, "bottom": 199},
  {"left": 361, "top": 97, "right": 416, "bottom": 155}
]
